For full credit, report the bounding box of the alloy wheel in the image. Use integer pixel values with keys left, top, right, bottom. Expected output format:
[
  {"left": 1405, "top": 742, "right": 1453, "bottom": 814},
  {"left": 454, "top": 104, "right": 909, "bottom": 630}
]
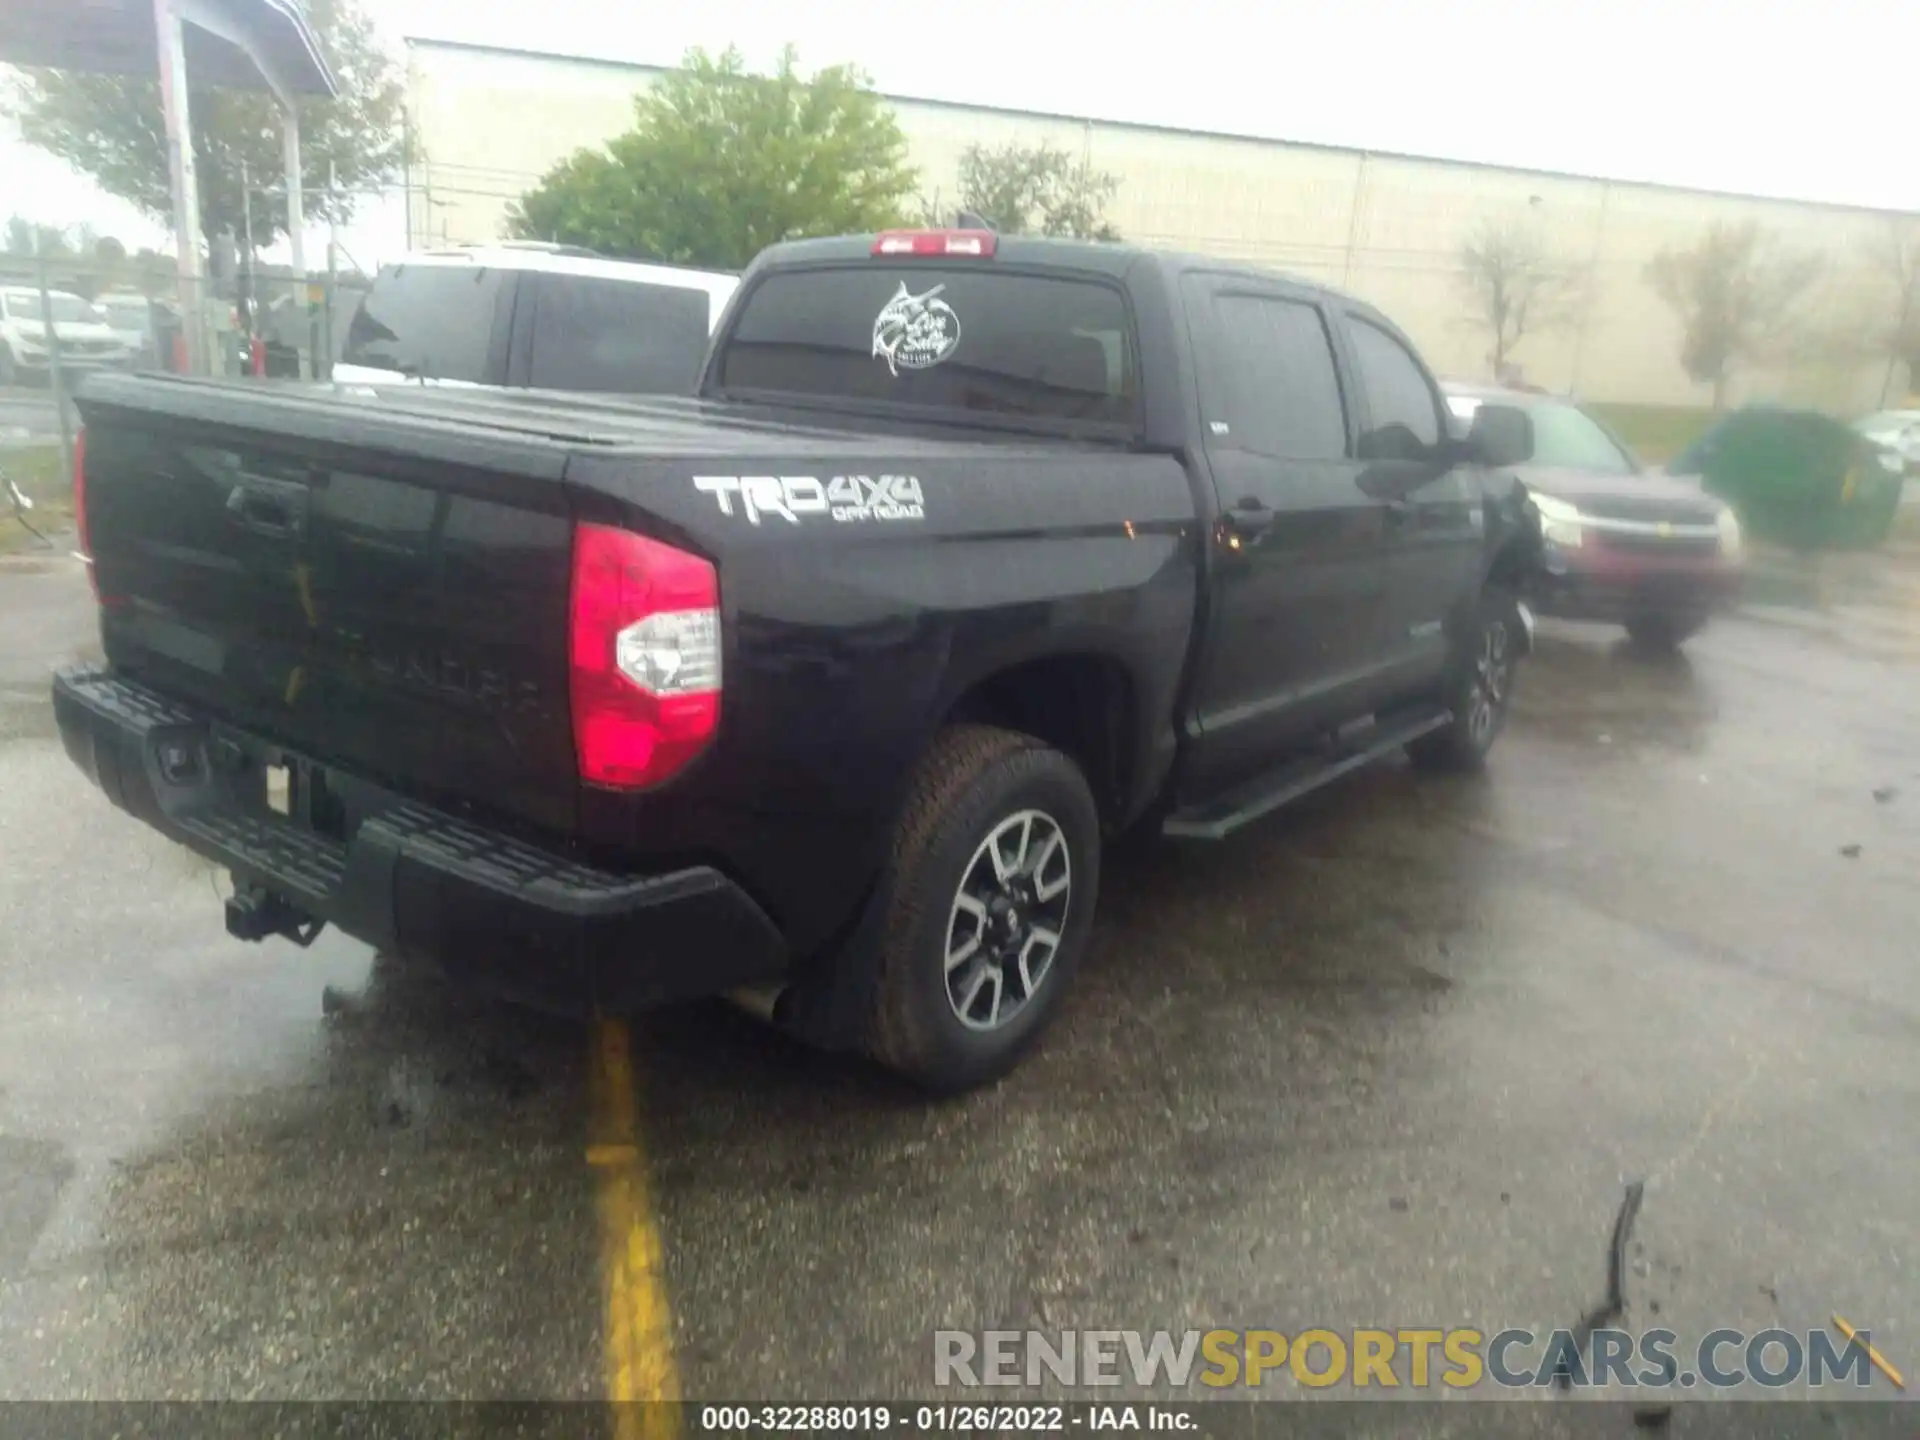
[
  {"left": 943, "top": 809, "right": 1073, "bottom": 1032},
  {"left": 1467, "top": 620, "right": 1510, "bottom": 744}
]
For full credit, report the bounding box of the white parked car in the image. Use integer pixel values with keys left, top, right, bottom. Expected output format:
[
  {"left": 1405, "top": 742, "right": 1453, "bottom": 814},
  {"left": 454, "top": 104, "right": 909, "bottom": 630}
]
[
  {"left": 332, "top": 242, "right": 739, "bottom": 394},
  {"left": 0, "top": 288, "right": 137, "bottom": 386},
  {"left": 94, "top": 291, "right": 162, "bottom": 370}
]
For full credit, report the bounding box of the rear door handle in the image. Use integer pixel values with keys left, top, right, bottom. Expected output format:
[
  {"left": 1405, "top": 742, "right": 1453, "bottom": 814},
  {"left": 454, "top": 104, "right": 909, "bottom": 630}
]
[{"left": 1222, "top": 498, "right": 1276, "bottom": 540}]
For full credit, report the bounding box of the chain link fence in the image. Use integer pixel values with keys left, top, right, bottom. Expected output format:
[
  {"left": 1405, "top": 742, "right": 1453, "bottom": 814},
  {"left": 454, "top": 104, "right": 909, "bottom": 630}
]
[
  {"left": 0, "top": 251, "right": 370, "bottom": 437},
  {"left": 1, "top": 252, "right": 370, "bottom": 547}
]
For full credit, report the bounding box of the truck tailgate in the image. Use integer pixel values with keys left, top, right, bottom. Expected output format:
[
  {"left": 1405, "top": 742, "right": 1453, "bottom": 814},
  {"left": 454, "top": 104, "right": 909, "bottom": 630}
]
[{"left": 78, "top": 380, "right": 580, "bottom": 836}]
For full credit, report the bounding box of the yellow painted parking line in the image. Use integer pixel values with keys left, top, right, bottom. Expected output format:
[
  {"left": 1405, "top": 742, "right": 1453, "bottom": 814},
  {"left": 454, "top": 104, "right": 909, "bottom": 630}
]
[
  {"left": 1832, "top": 1315, "right": 1906, "bottom": 1391},
  {"left": 590, "top": 1017, "right": 683, "bottom": 1439}
]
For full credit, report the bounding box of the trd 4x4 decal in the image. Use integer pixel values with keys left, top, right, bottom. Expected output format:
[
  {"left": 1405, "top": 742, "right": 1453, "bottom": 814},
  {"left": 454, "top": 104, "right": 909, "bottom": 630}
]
[{"left": 693, "top": 474, "right": 926, "bottom": 526}]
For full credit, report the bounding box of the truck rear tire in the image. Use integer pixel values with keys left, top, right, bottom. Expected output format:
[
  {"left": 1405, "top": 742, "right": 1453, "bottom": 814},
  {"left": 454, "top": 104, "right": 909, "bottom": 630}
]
[
  {"left": 1408, "top": 585, "right": 1521, "bottom": 774},
  {"left": 867, "top": 724, "right": 1101, "bottom": 1093}
]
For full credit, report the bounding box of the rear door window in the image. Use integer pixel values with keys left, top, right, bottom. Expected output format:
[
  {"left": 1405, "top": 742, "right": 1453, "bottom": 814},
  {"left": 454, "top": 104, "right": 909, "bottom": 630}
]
[
  {"left": 341, "top": 264, "right": 508, "bottom": 383},
  {"left": 1196, "top": 288, "right": 1349, "bottom": 460},
  {"left": 715, "top": 266, "right": 1137, "bottom": 427},
  {"left": 526, "top": 275, "right": 714, "bottom": 394}
]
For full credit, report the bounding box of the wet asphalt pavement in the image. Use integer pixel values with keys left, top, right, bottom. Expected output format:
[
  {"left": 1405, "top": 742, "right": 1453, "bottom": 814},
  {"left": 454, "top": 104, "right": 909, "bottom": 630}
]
[{"left": 1, "top": 542, "right": 1916, "bottom": 1422}]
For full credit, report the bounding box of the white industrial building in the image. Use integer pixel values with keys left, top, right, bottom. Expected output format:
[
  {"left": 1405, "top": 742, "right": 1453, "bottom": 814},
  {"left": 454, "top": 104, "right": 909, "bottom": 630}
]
[{"left": 403, "top": 37, "right": 1913, "bottom": 411}]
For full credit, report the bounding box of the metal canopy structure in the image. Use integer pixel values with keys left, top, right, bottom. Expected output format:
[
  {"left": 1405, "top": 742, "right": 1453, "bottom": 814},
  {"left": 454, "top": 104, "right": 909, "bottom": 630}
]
[
  {"left": 0, "top": 0, "right": 338, "bottom": 372},
  {"left": 0, "top": 0, "right": 334, "bottom": 96}
]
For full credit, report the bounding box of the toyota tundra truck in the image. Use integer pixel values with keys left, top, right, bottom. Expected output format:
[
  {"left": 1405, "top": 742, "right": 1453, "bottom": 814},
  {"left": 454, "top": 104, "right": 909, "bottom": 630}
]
[{"left": 54, "top": 229, "right": 1539, "bottom": 1092}]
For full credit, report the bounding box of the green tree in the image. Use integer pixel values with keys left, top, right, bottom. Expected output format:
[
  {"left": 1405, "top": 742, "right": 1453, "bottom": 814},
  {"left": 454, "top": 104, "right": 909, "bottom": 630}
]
[
  {"left": 1646, "top": 221, "right": 1822, "bottom": 410},
  {"left": 925, "top": 140, "right": 1121, "bottom": 240},
  {"left": 508, "top": 46, "right": 917, "bottom": 270},
  {"left": 4, "top": 0, "right": 404, "bottom": 253},
  {"left": 3, "top": 215, "right": 74, "bottom": 257}
]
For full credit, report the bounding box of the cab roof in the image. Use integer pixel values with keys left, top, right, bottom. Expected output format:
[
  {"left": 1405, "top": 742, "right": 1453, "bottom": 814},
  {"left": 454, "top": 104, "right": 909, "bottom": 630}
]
[
  {"left": 746, "top": 232, "right": 1401, "bottom": 327},
  {"left": 391, "top": 244, "right": 740, "bottom": 306}
]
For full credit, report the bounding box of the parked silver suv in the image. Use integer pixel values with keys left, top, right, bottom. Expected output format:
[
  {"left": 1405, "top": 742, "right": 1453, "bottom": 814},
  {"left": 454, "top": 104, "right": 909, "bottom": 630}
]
[{"left": 334, "top": 242, "right": 739, "bottom": 395}]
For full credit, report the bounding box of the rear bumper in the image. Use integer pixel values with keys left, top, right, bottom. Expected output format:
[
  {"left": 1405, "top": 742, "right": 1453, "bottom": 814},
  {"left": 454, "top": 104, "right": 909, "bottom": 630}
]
[
  {"left": 52, "top": 665, "right": 788, "bottom": 1016},
  {"left": 1528, "top": 543, "right": 1743, "bottom": 624}
]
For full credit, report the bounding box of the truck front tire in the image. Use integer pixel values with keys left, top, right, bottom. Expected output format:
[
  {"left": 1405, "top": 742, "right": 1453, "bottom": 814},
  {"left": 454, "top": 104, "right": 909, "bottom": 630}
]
[
  {"left": 867, "top": 724, "right": 1101, "bottom": 1093},
  {"left": 1408, "top": 585, "right": 1522, "bottom": 773}
]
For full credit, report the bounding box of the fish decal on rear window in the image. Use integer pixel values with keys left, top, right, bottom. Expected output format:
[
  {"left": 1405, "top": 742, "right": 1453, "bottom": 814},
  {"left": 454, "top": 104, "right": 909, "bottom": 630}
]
[{"left": 871, "top": 283, "right": 961, "bottom": 376}]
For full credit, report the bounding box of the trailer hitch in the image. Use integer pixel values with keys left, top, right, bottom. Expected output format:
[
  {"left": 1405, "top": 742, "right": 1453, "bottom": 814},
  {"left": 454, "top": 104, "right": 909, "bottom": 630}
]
[{"left": 225, "top": 878, "right": 327, "bottom": 947}]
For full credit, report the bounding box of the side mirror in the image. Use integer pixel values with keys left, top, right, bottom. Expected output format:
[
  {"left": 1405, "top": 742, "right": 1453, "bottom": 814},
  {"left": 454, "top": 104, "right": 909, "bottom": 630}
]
[
  {"left": 1355, "top": 421, "right": 1429, "bottom": 465},
  {"left": 1469, "top": 403, "right": 1534, "bottom": 469}
]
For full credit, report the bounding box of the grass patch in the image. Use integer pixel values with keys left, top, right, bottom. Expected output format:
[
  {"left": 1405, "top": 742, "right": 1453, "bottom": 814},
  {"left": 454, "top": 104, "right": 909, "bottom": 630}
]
[
  {"left": 1585, "top": 402, "right": 1717, "bottom": 464},
  {"left": 0, "top": 444, "right": 72, "bottom": 554}
]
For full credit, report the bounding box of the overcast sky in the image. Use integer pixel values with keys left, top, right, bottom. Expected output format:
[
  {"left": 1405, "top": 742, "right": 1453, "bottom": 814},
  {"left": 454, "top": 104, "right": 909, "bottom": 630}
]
[{"left": 2, "top": 0, "right": 1912, "bottom": 269}]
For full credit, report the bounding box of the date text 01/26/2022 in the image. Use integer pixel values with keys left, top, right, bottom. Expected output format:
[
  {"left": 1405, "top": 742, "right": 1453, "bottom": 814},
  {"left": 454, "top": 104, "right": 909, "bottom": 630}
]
[{"left": 696, "top": 1405, "right": 1194, "bottom": 1432}]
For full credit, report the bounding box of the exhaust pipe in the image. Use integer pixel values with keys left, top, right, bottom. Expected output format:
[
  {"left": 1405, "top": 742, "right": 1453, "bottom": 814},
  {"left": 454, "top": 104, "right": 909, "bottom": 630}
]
[{"left": 725, "top": 983, "right": 786, "bottom": 1024}]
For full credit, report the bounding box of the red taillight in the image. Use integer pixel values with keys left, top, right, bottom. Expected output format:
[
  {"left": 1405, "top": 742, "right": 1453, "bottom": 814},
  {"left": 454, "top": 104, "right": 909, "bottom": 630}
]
[
  {"left": 72, "top": 426, "right": 107, "bottom": 605},
  {"left": 72, "top": 427, "right": 88, "bottom": 554},
  {"left": 568, "top": 522, "right": 722, "bottom": 790},
  {"left": 872, "top": 229, "right": 997, "bottom": 258}
]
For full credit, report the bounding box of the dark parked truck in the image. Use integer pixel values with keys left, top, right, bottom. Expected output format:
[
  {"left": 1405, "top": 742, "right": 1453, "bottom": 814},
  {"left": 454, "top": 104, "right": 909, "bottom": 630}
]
[{"left": 55, "top": 231, "right": 1539, "bottom": 1091}]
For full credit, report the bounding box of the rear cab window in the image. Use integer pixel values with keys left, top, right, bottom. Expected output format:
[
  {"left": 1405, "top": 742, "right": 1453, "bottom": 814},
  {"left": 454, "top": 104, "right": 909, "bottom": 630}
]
[
  {"left": 342, "top": 263, "right": 509, "bottom": 383},
  {"left": 712, "top": 265, "right": 1139, "bottom": 429}
]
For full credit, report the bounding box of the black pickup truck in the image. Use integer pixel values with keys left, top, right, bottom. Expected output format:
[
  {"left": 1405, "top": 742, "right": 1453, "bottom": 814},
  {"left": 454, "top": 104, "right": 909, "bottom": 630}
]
[{"left": 55, "top": 229, "right": 1538, "bottom": 1092}]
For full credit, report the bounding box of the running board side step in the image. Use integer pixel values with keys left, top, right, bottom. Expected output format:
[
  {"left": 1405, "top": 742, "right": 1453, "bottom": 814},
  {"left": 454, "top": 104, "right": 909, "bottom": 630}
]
[{"left": 1160, "top": 706, "right": 1452, "bottom": 841}]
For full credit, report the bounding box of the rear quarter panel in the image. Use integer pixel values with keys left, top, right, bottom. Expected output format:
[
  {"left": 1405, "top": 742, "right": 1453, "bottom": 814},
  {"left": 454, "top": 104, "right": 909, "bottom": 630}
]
[{"left": 564, "top": 446, "right": 1200, "bottom": 956}]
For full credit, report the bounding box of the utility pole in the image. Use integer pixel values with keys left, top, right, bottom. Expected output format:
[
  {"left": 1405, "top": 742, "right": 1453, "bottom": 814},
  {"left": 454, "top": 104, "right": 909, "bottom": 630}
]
[
  {"left": 240, "top": 158, "right": 255, "bottom": 301},
  {"left": 324, "top": 159, "right": 339, "bottom": 380},
  {"left": 240, "top": 160, "right": 253, "bottom": 260},
  {"left": 153, "top": 0, "right": 206, "bottom": 374},
  {"left": 282, "top": 114, "right": 306, "bottom": 377},
  {"left": 33, "top": 232, "right": 74, "bottom": 484},
  {"left": 240, "top": 159, "right": 257, "bottom": 378},
  {"left": 402, "top": 106, "right": 414, "bottom": 251}
]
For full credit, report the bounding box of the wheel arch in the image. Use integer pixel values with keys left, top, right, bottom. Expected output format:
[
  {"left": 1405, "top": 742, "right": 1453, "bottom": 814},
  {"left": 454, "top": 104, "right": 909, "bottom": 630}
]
[{"left": 940, "top": 650, "right": 1149, "bottom": 834}]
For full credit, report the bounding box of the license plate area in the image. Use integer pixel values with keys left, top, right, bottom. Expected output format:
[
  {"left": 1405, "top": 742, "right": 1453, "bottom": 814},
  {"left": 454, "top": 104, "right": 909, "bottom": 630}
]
[
  {"left": 203, "top": 728, "right": 349, "bottom": 842},
  {"left": 251, "top": 748, "right": 314, "bottom": 829},
  {"left": 265, "top": 761, "right": 293, "bottom": 816},
  {"left": 260, "top": 754, "right": 347, "bottom": 840}
]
